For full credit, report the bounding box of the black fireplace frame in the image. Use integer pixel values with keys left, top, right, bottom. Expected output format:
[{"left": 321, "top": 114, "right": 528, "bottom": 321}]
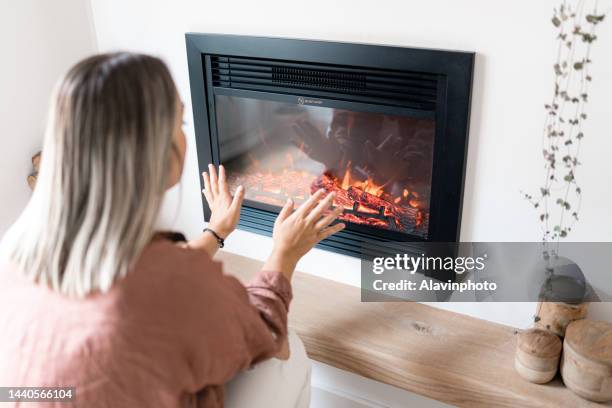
[{"left": 186, "top": 33, "right": 474, "bottom": 258}]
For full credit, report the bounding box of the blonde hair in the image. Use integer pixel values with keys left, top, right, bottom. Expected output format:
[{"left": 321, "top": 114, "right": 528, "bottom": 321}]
[{"left": 1, "top": 52, "right": 179, "bottom": 297}]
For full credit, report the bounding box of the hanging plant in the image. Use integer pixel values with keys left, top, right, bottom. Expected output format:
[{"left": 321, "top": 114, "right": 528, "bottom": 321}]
[{"left": 524, "top": 0, "right": 606, "bottom": 249}]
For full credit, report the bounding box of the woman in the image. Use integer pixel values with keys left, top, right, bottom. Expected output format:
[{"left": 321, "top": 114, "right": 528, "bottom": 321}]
[{"left": 0, "top": 53, "right": 345, "bottom": 407}]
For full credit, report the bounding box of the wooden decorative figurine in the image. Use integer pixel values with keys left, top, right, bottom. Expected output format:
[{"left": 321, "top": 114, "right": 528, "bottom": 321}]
[
  {"left": 561, "top": 319, "right": 612, "bottom": 402},
  {"left": 515, "top": 328, "right": 562, "bottom": 384}
]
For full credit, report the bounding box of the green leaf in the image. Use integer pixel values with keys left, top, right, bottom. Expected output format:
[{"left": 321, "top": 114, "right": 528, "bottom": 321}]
[
  {"left": 581, "top": 33, "right": 597, "bottom": 43},
  {"left": 552, "top": 16, "right": 562, "bottom": 27},
  {"left": 586, "top": 14, "right": 606, "bottom": 24}
]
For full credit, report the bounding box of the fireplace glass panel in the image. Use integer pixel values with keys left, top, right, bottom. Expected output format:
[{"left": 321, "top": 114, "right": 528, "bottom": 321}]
[{"left": 215, "top": 94, "right": 435, "bottom": 238}]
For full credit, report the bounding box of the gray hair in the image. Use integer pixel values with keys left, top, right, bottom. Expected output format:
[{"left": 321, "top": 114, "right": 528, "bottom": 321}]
[{"left": 1, "top": 52, "right": 179, "bottom": 297}]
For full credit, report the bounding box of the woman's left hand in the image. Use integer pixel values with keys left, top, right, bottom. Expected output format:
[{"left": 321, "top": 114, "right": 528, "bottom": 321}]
[{"left": 202, "top": 164, "right": 244, "bottom": 239}]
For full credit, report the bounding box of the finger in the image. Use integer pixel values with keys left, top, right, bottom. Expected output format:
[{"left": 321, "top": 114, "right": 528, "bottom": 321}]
[
  {"left": 229, "top": 185, "right": 245, "bottom": 211},
  {"left": 306, "top": 192, "right": 336, "bottom": 224},
  {"left": 202, "top": 188, "right": 214, "bottom": 207},
  {"left": 294, "top": 189, "right": 326, "bottom": 217},
  {"left": 218, "top": 164, "right": 231, "bottom": 196},
  {"left": 315, "top": 206, "right": 344, "bottom": 230},
  {"left": 275, "top": 198, "right": 294, "bottom": 224},
  {"left": 202, "top": 171, "right": 215, "bottom": 201},
  {"left": 317, "top": 223, "right": 346, "bottom": 241},
  {"left": 208, "top": 164, "right": 219, "bottom": 196}
]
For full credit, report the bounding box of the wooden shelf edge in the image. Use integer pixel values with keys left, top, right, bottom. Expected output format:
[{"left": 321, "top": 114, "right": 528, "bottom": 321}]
[{"left": 216, "top": 250, "right": 608, "bottom": 408}]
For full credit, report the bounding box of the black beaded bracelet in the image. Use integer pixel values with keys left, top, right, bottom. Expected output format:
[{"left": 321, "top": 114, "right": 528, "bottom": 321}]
[{"left": 203, "top": 227, "right": 225, "bottom": 248}]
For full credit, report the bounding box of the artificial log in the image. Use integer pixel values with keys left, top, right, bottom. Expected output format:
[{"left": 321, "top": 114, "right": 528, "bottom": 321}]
[
  {"left": 311, "top": 172, "right": 427, "bottom": 231},
  {"left": 561, "top": 319, "right": 612, "bottom": 402},
  {"left": 534, "top": 301, "right": 588, "bottom": 337},
  {"left": 515, "top": 328, "right": 562, "bottom": 384}
]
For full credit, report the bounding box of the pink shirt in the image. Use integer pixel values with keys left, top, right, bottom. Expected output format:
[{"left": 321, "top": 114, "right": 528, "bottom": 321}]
[{"left": 0, "top": 236, "right": 292, "bottom": 407}]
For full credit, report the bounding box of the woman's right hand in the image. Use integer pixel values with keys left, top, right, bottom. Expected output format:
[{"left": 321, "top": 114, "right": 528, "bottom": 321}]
[{"left": 263, "top": 189, "right": 345, "bottom": 279}]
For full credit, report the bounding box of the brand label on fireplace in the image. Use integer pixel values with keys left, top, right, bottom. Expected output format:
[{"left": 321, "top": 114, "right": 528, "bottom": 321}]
[{"left": 297, "top": 96, "right": 323, "bottom": 106}]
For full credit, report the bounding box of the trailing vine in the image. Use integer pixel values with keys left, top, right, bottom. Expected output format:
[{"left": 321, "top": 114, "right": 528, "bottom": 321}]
[{"left": 524, "top": 0, "right": 606, "bottom": 248}]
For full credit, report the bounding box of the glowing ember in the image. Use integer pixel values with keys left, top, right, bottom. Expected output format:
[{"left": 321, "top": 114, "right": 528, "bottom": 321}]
[{"left": 226, "top": 162, "right": 428, "bottom": 236}]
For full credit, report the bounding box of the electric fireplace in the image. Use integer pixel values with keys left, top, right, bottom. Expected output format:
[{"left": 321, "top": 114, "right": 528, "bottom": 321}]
[{"left": 186, "top": 34, "right": 474, "bottom": 258}]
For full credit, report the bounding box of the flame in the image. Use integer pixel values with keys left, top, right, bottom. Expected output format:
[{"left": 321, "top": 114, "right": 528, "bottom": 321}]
[
  {"left": 409, "top": 199, "right": 420, "bottom": 208},
  {"left": 358, "top": 178, "right": 386, "bottom": 197},
  {"left": 403, "top": 189, "right": 409, "bottom": 198},
  {"left": 340, "top": 163, "right": 385, "bottom": 197},
  {"left": 394, "top": 197, "right": 402, "bottom": 204},
  {"left": 341, "top": 166, "right": 352, "bottom": 190}
]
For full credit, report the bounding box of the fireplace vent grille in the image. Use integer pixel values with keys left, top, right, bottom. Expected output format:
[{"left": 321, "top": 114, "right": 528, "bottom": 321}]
[
  {"left": 271, "top": 66, "right": 367, "bottom": 92},
  {"left": 210, "top": 56, "right": 438, "bottom": 110}
]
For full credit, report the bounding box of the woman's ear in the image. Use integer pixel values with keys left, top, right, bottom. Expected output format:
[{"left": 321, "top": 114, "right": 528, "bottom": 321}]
[{"left": 28, "top": 151, "right": 42, "bottom": 191}]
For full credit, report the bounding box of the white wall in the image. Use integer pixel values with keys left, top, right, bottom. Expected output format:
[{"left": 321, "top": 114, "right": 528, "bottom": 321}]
[
  {"left": 56, "top": 0, "right": 612, "bottom": 327},
  {"left": 0, "top": 0, "right": 97, "bottom": 235}
]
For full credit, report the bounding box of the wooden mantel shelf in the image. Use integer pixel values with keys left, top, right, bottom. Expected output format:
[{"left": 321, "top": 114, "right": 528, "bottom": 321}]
[{"left": 216, "top": 251, "right": 607, "bottom": 407}]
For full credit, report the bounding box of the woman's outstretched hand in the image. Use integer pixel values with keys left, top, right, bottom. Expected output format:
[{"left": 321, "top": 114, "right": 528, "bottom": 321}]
[
  {"left": 188, "top": 164, "right": 244, "bottom": 257},
  {"left": 202, "top": 164, "right": 244, "bottom": 239},
  {"left": 263, "top": 189, "right": 345, "bottom": 280}
]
